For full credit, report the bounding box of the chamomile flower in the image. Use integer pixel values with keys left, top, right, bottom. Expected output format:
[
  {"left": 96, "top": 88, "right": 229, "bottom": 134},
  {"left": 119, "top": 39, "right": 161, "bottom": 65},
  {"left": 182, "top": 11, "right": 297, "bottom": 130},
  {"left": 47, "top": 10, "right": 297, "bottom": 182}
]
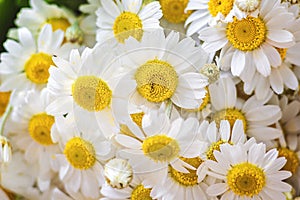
[
  {"left": 46, "top": 46, "right": 121, "bottom": 137},
  {"left": 8, "top": 89, "right": 60, "bottom": 191},
  {"left": 199, "top": 0, "right": 295, "bottom": 78},
  {"left": 209, "top": 77, "right": 282, "bottom": 142},
  {"left": 184, "top": 0, "right": 235, "bottom": 36},
  {"left": 16, "top": 0, "right": 76, "bottom": 37},
  {"left": 112, "top": 29, "right": 209, "bottom": 123},
  {"left": 101, "top": 172, "right": 155, "bottom": 200},
  {"left": 115, "top": 105, "right": 203, "bottom": 187},
  {"left": 206, "top": 142, "right": 292, "bottom": 200},
  {"left": 0, "top": 24, "right": 74, "bottom": 92},
  {"left": 96, "top": 0, "right": 163, "bottom": 43},
  {"left": 241, "top": 17, "right": 300, "bottom": 99},
  {"left": 51, "top": 114, "right": 113, "bottom": 199},
  {"left": 150, "top": 156, "right": 211, "bottom": 200}
]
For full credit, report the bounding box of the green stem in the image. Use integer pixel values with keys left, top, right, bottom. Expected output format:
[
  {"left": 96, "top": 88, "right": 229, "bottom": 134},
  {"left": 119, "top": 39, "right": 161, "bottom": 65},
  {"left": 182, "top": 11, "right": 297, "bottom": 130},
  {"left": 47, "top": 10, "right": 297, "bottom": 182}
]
[
  {"left": 165, "top": 99, "right": 173, "bottom": 119},
  {"left": 0, "top": 105, "right": 12, "bottom": 136}
]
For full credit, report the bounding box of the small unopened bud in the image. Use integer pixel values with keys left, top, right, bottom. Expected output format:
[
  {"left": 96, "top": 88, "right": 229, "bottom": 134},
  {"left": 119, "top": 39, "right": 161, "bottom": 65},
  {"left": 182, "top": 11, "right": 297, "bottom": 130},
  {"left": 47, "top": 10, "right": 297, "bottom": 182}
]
[
  {"left": 66, "top": 22, "right": 84, "bottom": 44},
  {"left": 200, "top": 63, "right": 220, "bottom": 84},
  {"left": 0, "top": 136, "right": 12, "bottom": 164},
  {"left": 235, "top": 0, "right": 261, "bottom": 12},
  {"left": 104, "top": 158, "right": 133, "bottom": 189}
]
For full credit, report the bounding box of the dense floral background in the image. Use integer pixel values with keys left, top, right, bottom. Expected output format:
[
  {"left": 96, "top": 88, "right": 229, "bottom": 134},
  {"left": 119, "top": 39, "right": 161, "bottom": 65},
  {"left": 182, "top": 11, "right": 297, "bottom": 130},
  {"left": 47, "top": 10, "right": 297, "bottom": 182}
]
[{"left": 0, "top": 0, "right": 299, "bottom": 199}]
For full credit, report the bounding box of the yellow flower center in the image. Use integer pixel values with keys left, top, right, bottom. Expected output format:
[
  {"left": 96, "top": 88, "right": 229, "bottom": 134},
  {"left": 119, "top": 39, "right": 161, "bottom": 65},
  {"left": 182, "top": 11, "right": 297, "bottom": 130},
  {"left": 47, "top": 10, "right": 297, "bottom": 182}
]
[
  {"left": 47, "top": 18, "right": 71, "bottom": 32},
  {"left": 227, "top": 162, "right": 266, "bottom": 197},
  {"left": 213, "top": 108, "right": 247, "bottom": 132},
  {"left": 208, "top": 0, "right": 234, "bottom": 17},
  {"left": 278, "top": 147, "right": 299, "bottom": 174},
  {"left": 72, "top": 76, "right": 112, "bottom": 112},
  {"left": 226, "top": 16, "right": 266, "bottom": 51},
  {"left": 276, "top": 47, "right": 287, "bottom": 61},
  {"left": 130, "top": 112, "right": 145, "bottom": 127},
  {"left": 135, "top": 59, "right": 178, "bottom": 103},
  {"left": 131, "top": 185, "right": 152, "bottom": 200},
  {"left": 160, "top": 0, "right": 192, "bottom": 23},
  {"left": 28, "top": 113, "right": 55, "bottom": 146},
  {"left": 142, "top": 134, "right": 180, "bottom": 162},
  {"left": 113, "top": 12, "right": 143, "bottom": 43},
  {"left": 206, "top": 140, "right": 228, "bottom": 161},
  {"left": 170, "top": 157, "right": 203, "bottom": 186},
  {"left": 0, "top": 91, "right": 11, "bottom": 117},
  {"left": 64, "top": 137, "right": 96, "bottom": 170},
  {"left": 24, "top": 52, "right": 55, "bottom": 84}
]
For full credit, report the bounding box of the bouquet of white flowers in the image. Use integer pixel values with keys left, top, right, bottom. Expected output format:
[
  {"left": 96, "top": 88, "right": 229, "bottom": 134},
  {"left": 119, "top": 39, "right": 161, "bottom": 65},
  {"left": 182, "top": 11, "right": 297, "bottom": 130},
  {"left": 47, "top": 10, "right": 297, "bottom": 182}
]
[{"left": 0, "top": 0, "right": 299, "bottom": 199}]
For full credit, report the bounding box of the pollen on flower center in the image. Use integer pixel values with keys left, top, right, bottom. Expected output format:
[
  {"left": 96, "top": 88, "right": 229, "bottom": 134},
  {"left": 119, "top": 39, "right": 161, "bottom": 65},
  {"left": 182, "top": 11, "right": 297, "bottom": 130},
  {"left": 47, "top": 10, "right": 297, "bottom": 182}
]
[
  {"left": 170, "top": 157, "right": 203, "bottom": 186},
  {"left": 142, "top": 134, "right": 180, "bottom": 162},
  {"left": 28, "top": 113, "right": 55, "bottom": 146},
  {"left": 72, "top": 76, "right": 112, "bottom": 112},
  {"left": 64, "top": 137, "right": 96, "bottom": 170},
  {"left": 0, "top": 91, "right": 11, "bottom": 117},
  {"left": 213, "top": 108, "right": 247, "bottom": 132},
  {"left": 135, "top": 59, "right": 178, "bottom": 103},
  {"left": 278, "top": 147, "right": 299, "bottom": 174},
  {"left": 226, "top": 16, "right": 266, "bottom": 51},
  {"left": 24, "top": 52, "right": 55, "bottom": 84},
  {"left": 160, "top": 0, "right": 192, "bottom": 23},
  {"left": 208, "top": 0, "right": 234, "bottom": 17},
  {"left": 235, "top": 0, "right": 261, "bottom": 12},
  {"left": 206, "top": 140, "right": 228, "bottom": 161},
  {"left": 131, "top": 185, "right": 153, "bottom": 200},
  {"left": 47, "top": 18, "right": 71, "bottom": 32},
  {"left": 227, "top": 162, "right": 266, "bottom": 197},
  {"left": 113, "top": 12, "right": 143, "bottom": 43}
]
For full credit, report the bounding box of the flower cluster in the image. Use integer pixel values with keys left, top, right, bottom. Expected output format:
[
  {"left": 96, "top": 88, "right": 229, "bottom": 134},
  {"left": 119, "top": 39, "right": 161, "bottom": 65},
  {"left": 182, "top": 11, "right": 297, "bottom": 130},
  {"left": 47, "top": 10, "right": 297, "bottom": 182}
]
[{"left": 0, "top": 0, "right": 299, "bottom": 199}]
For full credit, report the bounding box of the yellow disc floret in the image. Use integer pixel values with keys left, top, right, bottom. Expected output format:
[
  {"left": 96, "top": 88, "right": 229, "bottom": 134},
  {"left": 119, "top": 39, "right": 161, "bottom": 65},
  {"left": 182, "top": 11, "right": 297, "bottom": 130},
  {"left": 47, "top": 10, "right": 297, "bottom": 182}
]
[
  {"left": 130, "top": 112, "right": 145, "bottom": 127},
  {"left": 64, "top": 137, "right": 96, "bottom": 170},
  {"left": 135, "top": 59, "right": 178, "bottom": 103},
  {"left": 227, "top": 162, "right": 266, "bottom": 197},
  {"left": 28, "top": 113, "right": 55, "bottom": 146},
  {"left": 206, "top": 140, "right": 228, "bottom": 161},
  {"left": 226, "top": 16, "right": 266, "bottom": 51},
  {"left": 213, "top": 108, "right": 247, "bottom": 132},
  {"left": 170, "top": 157, "right": 203, "bottom": 186},
  {"left": 278, "top": 147, "right": 299, "bottom": 174},
  {"left": 276, "top": 47, "right": 287, "bottom": 61},
  {"left": 47, "top": 18, "right": 71, "bottom": 32},
  {"left": 208, "top": 0, "right": 234, "bottom": 17},
  {"left": 0, "top": 92, "right": 11, "bottom": 117},
  {"left": 131, "top": 185, "right": 152, "bottom": 200},
  {"left": 160, "top": 0, "right": 192, "bottom": 23},
  {"left": 72, "top": 76, "right": 112, "bottom": 112},
  {"left": 113, "top": 12, "right": 143, "bottom": 43},
  {"left": 142, "top": 134, "right": 180, "bottom": 162},
  {"left": 24, "top": 52, "right": 55, "bottom": 84}
]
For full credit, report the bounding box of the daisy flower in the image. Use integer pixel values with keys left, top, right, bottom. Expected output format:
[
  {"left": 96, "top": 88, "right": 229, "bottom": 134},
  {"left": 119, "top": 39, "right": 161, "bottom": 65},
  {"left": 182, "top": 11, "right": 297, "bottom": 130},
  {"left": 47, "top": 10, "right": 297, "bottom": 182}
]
[
  {"left": 46, "top": 46, "right": 121, "bottom": 136},
  {"left": 51, "top": 114, "right": 113, "bottom": 199},
  {"left": 159, "top": 0, "right": 191, "bottom": 24},
  {"left": 95, "top": 0, "right": 162, "bottom": 43},
  {"left": 0, "top": 24, "right": 74, "bottom": 92},
  {"left": 184, "top": 0, "right": 235, "bottom": 36},
  {"left": 101, "top": 168, "right": 155, "bottom": 200},
  {"left": 206, "top": 142, "right": 292, "bottom": 200},
  {"left": 150, "top": 156, "right": 212, "bottom": 200},
  {"left": 111, "top": 29, "right": 209, "bottom": 125},
  {"left": 115, "top": 104, "right": 203, "bottom": 187},
  {"left": 8, "top": 89, "right": 60, "bottom": 192},
  {"left": 209, "top": 76, "right": 282, "bottom": 142},
  {"left": 15, "top": 0, "right": 76, "bottom": 37},
  {"left": 241, "top": 16, "right": 300, "bottom": 99},
  {"left": 199, "top": 0, "right": 295, "bottom": 78}
]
